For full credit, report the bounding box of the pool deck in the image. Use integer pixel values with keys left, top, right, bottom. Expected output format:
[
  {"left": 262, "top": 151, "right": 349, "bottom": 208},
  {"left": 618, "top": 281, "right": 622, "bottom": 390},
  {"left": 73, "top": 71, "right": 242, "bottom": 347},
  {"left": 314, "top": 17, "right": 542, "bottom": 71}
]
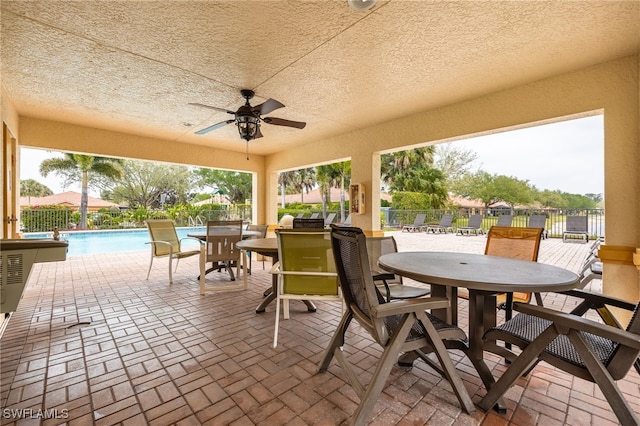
[{"left": 1, "top": 231, "right": 637, "bottom": 425}]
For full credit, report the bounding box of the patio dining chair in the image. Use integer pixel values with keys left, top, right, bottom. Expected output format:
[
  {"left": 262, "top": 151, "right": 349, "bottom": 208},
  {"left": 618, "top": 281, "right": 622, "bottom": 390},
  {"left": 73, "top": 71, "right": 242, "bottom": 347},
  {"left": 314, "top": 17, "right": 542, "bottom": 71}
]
[
  {"left": 145, "top": 219, "right": 202, "bottom": 284},
  {"left": 365, "top": 236, "right": 431, "bottom": 301},
  {"left": 245, "top": 224, "right": 269, "bottom": 272},
  {"left": 457, "top": 226, "right": 543, "bottom": 321},
  {"left": 455, "top": 214, "right": 484, "bottom": 236},
  {"left": 402, "top": 213, "right": 426, "bottom": 232},
  {"left": 270, "top": 229, "right": 342, "bottom": 348},
  {"left": 479, "top": 290, "right": 640, "bottom": 425},
  {"left": 319, "top": 225, "right": 475, "bottom": 424},
  {"left": 200, "top": 220, "right": 244, "bottom": 294},
  {"left": 425, "top": 213, "right": 454, "bottom": 233},
  {"left": 293, "top": 217, "right": 325, "bottom": 229}
]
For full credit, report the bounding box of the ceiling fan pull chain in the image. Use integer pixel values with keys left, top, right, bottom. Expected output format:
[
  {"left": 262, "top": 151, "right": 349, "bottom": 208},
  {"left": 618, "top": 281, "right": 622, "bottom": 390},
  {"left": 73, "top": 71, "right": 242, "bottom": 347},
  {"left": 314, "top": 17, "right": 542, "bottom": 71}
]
[{"left": 246, "top": 140, "right": 249, "bottom": 160}]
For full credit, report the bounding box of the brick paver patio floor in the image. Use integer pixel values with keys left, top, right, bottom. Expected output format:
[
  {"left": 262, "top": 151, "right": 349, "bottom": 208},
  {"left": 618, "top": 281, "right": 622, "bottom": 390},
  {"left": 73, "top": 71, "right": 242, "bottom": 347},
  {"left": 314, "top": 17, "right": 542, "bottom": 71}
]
[{"left": 1, "top": 231, "right": 638, "bottom": 425}]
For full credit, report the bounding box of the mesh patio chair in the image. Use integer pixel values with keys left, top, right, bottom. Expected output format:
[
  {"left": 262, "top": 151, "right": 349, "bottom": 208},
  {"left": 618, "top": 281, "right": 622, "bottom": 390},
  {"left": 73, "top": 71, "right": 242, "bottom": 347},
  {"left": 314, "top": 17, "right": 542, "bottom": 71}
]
[
  {"left": 319, "top": 225, "right": 475, "bottom": 424},
  {"left": 145, "top": 219, "right": 202, "bottom": 284},
  {"left": 563, "top": 215, "right": 589, "bottom": 243},
  {"left": 495, "top": 214, "right": 513, "bottom": 227},
  {"left": 323, "top": 212, "right": 336, "bottom": 227},
  {"left": 527, "top": 214, "right": 548, "bottom": 239},
  {"left": 365, "top": 236, "right": 431, "bottom": 301},
  {"left": 455, "top": 214, "right": 484, "bottom": 236},
  {"left": 457, "top": 226, "right": 543, "bottom": 321},
  {"left": 270, "top": 229, "right": 342, "bottom": 348},
  {"left": 402, "top": 213, "right": 426, "bottom": 232},
  {"left": 479, "top": 290, "right": 640, "bottom": 425},
  {"left": 425, "top": 213, "right": 454, "bottom": 233},
  {"left": 293, "top": 217, "right": 325, "bottom": 229}
]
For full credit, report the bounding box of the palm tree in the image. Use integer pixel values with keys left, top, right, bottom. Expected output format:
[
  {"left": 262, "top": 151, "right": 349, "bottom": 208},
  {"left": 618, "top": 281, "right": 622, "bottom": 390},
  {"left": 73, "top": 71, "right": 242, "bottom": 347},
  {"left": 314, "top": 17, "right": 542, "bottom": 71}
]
[
  {"left": 40, "top": 154, "right": 123, "bottom": 229},
  {"left": 381, "top": 147, "right": 435, "bottom": 190},
  {"left": 297, "top": 168, "right": 316, "bottom": 203},
  {"left": 20, "top": 179, "right": 53, "bottom": 205},
  {"left": 278, "top": 171, "right": 298, "bottom": 208}
]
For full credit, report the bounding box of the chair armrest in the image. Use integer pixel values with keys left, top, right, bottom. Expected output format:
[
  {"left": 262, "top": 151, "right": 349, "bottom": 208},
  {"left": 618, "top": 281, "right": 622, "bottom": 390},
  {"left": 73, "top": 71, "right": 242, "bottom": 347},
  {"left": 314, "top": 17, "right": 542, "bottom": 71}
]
[
  {"left": 146, "top": 240, "right": 174, "bottom": 255},
  {"left": 372, "top": 297, "right": 450, "bottom": 318},
  {"left": 514, "top": 303, "right": 640, "bottom": 349},
  {"left": 560, "top": 289, "right": 637, "bottom": 311},
  {"left": 179, "top": 237, "right": 204, "bottom": 247},
  {"left": 268, "top": 261, "right": 280, "bottom": 274}
]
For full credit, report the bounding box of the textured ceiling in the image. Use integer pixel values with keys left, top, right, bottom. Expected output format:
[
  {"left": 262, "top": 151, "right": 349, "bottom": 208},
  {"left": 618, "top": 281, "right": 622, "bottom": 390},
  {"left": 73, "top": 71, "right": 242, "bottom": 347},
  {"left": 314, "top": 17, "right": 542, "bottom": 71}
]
[{"left": 2, "top": 1, "right": 639, "bottom": 156}]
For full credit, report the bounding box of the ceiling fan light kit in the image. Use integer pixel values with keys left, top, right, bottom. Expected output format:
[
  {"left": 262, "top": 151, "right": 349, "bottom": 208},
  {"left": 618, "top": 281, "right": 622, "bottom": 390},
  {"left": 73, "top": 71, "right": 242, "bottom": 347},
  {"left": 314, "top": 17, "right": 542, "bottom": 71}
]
[
  {"left": 189, "top": 89, "right": 306, "bottom": 158},
  {"left": 347, "top": 0, "right": 378, "bottom": 12}
]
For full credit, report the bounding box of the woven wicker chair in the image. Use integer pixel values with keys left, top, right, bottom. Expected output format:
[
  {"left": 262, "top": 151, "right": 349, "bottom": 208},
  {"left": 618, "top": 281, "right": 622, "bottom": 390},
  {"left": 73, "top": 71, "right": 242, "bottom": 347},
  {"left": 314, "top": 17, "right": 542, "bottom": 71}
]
[
  {"left": 319, "top": 225, "right": 475, "bottom": 425},
  {"left": 480, "top": 289, "right": 640, "bottom": 425}
]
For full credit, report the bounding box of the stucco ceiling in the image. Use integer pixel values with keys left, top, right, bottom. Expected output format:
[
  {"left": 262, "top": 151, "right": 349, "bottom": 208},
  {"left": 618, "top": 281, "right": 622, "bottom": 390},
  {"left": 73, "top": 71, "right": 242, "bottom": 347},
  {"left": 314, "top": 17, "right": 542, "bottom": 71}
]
[{"left": 2, "top": 1, "right": 639, "bottom": 156}]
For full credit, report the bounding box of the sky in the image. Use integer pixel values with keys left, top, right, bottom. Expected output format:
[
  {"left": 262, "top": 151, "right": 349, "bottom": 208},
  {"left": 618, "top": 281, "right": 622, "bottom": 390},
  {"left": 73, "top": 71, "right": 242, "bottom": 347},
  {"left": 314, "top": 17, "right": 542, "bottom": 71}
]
[{"left": 19, "top": 114, "right": 604, "bottom": 197}]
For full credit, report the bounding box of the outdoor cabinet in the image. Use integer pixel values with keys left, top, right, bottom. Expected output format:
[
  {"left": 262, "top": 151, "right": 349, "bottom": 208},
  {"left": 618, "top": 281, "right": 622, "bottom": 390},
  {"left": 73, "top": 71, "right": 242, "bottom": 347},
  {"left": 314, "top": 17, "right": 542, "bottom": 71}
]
[{"left": 350, "top": 183, "right": 365, "bottom": 215}]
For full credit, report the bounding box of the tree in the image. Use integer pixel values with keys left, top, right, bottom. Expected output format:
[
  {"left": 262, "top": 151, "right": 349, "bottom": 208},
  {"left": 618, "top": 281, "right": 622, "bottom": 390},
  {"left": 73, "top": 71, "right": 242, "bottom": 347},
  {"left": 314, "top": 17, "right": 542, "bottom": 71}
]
[
  {"left": 20, "top": 179, "right": 53, "bottom": 205},
  {"left": 381, "top": 147, "right": 435, "bottom": 190},
  {"left": 315, "top": 162, "right": 351, "bottom": 219},
  {"left": 434, "top": 144, "right": 479, "bottom": 187},
  {"left": 278, "top": 171, "right": 298, "bottom": 208},
  {"left": 297, "top": 167, "right": 317, "bottom": 203},
  {"left": 40, "top": 154, "right": 123, "bottom": 229},
  {"left": 193, "top": 168, "right": 252, "bottom": 204},
  {"left": 492, "top": 175, "right": 534, "bottom": 209},
  {"left": 107, "top": 160, "right": 195, "bottom": 209}
]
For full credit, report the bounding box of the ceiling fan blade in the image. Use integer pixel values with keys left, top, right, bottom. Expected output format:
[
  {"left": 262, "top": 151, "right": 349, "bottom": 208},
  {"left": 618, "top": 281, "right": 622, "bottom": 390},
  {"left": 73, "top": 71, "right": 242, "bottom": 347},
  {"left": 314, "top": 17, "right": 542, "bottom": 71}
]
[
  {"left": 195, "top": 119, "right": 235, "bottom": 135},
  {"left": 254, "top": 126, "right": 264, "bottom": 139},
  {"left": 189, "top": 102, "right": 235, "bottom": 115},
  {"left": 252, "top": 98, "right": 284, "bottom": 115},
  {"left": 262, "top": 117, "right": 306, "bottom": 129}
]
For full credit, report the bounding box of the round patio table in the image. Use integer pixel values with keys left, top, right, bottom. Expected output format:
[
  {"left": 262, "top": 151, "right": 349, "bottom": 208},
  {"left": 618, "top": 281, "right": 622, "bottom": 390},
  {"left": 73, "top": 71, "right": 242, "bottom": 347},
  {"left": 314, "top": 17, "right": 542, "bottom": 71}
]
[{"left": 378, "top": 251, "right": 578, "bottom": 410}]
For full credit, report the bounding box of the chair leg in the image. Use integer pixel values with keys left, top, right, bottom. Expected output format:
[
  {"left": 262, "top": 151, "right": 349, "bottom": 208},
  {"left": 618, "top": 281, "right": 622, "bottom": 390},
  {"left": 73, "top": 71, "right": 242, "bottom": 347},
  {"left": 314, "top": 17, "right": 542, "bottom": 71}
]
[
  {"left": 569, "top": 330, "right": 640, "bottom": 425},
  {"left": 146, "top": 254, "right": 154, "bottom": 280},
  {"left": 352, "top": 313, "right": 416, "bottom": 425},
  {"left": 319, "top": 311, "right": 352, "bottom": 371},
  {"left": 273, "top": 295, "right": 281, "bottom": 348},
  {"left": 416, "top": 311, "right": 475, "bottom": 414},
  {"left": 479, "top": 325, "right": 559, "bottom": 412},
  {"left": 168, "top": 257, "right": 173, "bottom": 284}
]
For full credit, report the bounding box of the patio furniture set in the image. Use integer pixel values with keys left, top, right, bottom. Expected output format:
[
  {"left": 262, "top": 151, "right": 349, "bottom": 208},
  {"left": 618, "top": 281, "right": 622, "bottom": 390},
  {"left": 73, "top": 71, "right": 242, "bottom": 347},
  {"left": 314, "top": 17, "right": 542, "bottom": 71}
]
[{"left": 142, "top": 219, "right": 638, "bottom": 425}]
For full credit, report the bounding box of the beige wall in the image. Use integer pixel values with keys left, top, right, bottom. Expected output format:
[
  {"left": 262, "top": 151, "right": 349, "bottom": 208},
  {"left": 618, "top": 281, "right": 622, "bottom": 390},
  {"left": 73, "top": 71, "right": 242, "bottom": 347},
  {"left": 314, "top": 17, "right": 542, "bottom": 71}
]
[
  {"left": 267, "top": 54, "right": 640, "bottom": 305},
  {"left": 4, "top": 55, "right": 640, "bottom": 304}
]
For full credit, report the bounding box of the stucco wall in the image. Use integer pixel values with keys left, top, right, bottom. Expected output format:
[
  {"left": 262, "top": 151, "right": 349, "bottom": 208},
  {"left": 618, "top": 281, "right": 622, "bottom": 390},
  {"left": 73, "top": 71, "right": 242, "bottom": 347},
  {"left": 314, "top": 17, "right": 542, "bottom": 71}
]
[{"left": 6, "top": 55, "right": 640, "bottom": 304}]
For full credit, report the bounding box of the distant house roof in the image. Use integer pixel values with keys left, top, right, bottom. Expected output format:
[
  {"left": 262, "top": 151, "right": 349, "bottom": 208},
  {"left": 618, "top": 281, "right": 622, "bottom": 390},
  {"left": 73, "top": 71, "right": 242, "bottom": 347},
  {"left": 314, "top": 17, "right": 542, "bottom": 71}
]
[
  {"left": 284, "top": 187, "right": 392, "bottom": 204},
  {"left": 20, "top": 191, "right": 120, "bottom": 210}
]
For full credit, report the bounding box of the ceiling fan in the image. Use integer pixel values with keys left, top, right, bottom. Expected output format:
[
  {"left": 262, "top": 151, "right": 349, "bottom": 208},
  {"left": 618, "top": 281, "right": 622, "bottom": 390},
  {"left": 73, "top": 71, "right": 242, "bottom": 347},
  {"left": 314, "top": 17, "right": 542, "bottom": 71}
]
[{"left": 189, "top": 89, "right": 306, "bottom": 142}]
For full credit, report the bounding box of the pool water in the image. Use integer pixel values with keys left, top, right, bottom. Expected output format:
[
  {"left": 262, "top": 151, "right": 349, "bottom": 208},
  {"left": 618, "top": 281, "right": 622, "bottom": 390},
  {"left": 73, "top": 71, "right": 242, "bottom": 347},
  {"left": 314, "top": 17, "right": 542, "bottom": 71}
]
[{"left": 25, "top": 227, "right": 206, "bottom": 256}]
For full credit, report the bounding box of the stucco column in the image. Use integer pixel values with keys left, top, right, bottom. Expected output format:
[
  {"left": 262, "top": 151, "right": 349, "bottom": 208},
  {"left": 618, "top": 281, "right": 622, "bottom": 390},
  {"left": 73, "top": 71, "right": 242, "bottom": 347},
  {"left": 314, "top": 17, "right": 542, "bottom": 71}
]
[{"left": 349, "top": 150, "right": 382, "bottom": 236}]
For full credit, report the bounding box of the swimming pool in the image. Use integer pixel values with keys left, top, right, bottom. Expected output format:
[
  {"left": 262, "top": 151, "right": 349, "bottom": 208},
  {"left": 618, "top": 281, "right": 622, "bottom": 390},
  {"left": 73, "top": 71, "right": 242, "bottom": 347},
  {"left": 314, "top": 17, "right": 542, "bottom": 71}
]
[{"left": 25, "top": 227, "right": 206, "bottom": 256}]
